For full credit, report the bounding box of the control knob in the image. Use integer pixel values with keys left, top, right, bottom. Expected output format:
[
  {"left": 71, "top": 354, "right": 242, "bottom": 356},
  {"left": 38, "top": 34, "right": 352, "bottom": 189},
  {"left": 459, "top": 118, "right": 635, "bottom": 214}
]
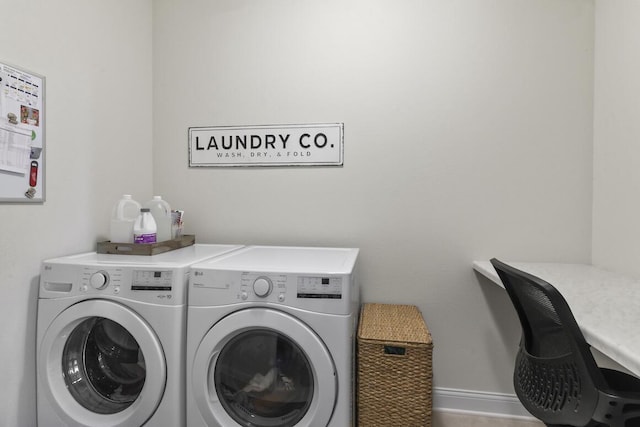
[
  {"left": 253, "top": 277, "right": 272, "bottom": 297},
  {"left": 90, "top": 271, "right": 109, "bottom": 290}
]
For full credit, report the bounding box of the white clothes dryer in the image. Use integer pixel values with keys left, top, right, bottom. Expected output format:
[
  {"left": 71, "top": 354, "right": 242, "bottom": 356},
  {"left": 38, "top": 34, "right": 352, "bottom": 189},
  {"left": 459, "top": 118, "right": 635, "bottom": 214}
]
[
  {"left": 186, "top": 245, "right": 360, "bottom": 427},
  {"left": 37, "top": 244, "right": 243, "bottom": 427}
]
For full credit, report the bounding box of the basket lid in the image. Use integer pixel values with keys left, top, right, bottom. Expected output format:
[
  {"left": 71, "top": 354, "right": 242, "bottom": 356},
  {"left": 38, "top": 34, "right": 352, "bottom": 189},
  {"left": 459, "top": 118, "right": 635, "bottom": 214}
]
[{"left": 358, "top": 303, "right": 432, "bottom": 344}]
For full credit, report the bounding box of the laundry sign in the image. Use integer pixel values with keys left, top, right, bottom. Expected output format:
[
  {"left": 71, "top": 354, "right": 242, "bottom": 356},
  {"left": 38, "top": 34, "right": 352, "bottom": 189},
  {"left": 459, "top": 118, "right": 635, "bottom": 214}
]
[{"left": 188, "top": 123, "right": 343, "bottom": 167}]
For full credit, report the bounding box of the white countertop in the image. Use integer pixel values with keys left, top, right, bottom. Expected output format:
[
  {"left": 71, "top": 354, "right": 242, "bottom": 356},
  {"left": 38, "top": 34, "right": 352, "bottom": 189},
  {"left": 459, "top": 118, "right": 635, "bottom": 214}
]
[{"left": 473, "top": 261, "right": 640, "bottom": 377}]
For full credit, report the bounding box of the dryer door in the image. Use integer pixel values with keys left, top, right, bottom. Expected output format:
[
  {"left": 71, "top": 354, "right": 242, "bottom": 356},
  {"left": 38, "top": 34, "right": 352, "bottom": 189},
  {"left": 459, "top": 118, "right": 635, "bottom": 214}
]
[
  {"left": 192, "top": 308, "right": 336, "bottom": 427},
  {"left": 39, "top": 299, "right": 166, "bottom": 427}
]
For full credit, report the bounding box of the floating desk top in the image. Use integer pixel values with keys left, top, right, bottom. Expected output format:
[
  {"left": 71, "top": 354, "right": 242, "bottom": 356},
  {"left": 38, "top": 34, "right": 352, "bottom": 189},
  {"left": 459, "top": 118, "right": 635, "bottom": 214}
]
[{"left": 473, "top": 261, "right": 640, "bottom": 378}]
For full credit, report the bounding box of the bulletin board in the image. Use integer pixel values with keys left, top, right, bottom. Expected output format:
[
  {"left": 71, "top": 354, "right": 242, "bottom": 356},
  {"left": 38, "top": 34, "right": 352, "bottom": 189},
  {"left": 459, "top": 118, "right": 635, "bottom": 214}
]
[{"left": 0, "top": 61, "right": 45, "bottom": 203}]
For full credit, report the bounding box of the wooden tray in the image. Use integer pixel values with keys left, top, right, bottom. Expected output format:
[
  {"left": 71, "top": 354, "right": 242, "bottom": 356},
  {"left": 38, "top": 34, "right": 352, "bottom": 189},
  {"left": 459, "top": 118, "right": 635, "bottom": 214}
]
[{"left": 97, "top": 235, "right": 195, "bottom": 256}]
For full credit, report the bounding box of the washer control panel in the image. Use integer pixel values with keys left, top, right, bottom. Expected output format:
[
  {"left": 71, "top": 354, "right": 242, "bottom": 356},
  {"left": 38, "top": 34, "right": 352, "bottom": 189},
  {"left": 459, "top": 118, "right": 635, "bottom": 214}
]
[
  {"left": 131, "top": 270, "right": 173, "bottom": 291},
  {"left": 78, "top": 268, "right": 174, "bottom": 294},
  {"left": 39, "top": 263, "right": 185, "bottom": 306}
]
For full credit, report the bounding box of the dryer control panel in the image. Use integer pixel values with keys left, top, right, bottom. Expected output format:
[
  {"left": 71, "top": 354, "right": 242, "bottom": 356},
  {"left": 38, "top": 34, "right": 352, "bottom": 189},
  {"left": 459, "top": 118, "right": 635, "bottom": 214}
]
[
  {"left": 296, "top": 276, "right": 342, "bottom": 299},
  {"left": 189, "top": 269, "right": 355, "bottom": 315},
  {"left": 188, "top": 245, "right": 359, "bottom": 314}
]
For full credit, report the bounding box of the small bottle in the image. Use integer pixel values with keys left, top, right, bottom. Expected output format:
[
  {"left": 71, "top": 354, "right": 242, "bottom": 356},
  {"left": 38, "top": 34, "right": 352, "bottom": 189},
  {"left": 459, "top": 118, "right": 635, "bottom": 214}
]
[
  {"left": 144, "top": 196, "right": 172, "bottom": 242},
  {"left": 110, "top": 195, "right": 141, "bottom": 243},
  {"left": 133, "top": 208, "right": 157, "bottom": 244}
]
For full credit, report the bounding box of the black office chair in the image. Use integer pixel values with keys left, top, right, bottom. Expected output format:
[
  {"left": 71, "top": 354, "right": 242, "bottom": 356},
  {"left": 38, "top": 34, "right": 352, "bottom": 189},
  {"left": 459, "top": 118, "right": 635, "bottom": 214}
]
[{"left": 490, "top": 258, "right": 640, "bottom": 427}]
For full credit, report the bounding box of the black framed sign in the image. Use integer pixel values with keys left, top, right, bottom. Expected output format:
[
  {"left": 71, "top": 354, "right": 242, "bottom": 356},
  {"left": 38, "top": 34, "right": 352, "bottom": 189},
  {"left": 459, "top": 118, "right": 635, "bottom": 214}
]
[
  {"left": 0, "top": 61, "right": 45, "bottom": 203},
  {"left": 189, "top": 123, "right": 343, "bottom": 167}
]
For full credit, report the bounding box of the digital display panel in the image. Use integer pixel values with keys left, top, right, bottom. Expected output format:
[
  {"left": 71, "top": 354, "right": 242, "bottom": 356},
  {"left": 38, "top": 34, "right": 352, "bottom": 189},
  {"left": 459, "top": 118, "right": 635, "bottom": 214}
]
[
  {"left": 297, "top": 276, "right": 342, "bottom": 299},
  {"left": 132, "top": 270, "right": 173, "bottom": 291}
]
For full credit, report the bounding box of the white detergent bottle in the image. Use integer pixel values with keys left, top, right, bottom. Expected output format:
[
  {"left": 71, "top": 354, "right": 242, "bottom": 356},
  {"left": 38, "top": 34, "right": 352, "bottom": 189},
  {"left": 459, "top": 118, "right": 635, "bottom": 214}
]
[
  {"left": 110, "top": 195, "right": 141, "bottom": 243},
  {"left": 133, "top": 208, "right": 157, "bottom": 244},
  {"left": 144, "top": 196, "right": 172, "bottom": 242}
]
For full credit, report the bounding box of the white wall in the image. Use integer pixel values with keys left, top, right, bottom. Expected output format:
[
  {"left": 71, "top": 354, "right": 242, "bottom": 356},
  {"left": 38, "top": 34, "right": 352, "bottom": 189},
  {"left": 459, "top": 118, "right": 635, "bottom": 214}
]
[
  {"left": 592, "top": 1, "right": 640, "bottom": 276},
  {"left": 153, "top": 0, "right": 594, "bottom": 394},
  {"left": 0, "top": 1, "right": 153, "bottom": 425}
]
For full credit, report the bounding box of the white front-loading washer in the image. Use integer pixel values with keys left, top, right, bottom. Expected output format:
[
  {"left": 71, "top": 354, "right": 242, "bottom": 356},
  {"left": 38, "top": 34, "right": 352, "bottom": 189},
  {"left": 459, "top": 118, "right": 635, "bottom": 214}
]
[
  {"left": 37, "top": 244, "right": 243, "bottom": 427},
  {"left": 186, "top": 245, "right": 360, "bottom": 427}
]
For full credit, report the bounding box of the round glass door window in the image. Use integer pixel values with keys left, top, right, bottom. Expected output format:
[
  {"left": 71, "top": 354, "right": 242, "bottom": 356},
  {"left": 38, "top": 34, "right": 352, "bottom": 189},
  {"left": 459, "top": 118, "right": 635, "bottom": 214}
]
[
  {"left": 214, "top": 330, "right": 314, "bottom": 426},
  {"left": 62, "top": 317, "right": 146, "bottom": 414}
]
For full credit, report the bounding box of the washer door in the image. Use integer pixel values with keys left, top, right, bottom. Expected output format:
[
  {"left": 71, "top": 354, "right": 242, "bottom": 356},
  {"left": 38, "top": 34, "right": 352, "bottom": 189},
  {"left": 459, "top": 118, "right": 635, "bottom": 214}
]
[
  {"left": 39, "top": 299, "right": 166, "bottom": 427},
  {"left": 192, "top": 308, "right": 336, "bottom": 427}
]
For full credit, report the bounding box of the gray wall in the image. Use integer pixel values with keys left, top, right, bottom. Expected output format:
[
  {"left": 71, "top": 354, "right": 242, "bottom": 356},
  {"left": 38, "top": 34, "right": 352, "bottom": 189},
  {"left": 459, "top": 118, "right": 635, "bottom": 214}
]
[
  {"left": 153, "top": 0, "right": 594, "bottom": 394},
  {"left": 0, "top": 1, "right": 153, "bottom": 425},
  {"left": 593, "top": 1, "right": 640, "bottom": 275}
]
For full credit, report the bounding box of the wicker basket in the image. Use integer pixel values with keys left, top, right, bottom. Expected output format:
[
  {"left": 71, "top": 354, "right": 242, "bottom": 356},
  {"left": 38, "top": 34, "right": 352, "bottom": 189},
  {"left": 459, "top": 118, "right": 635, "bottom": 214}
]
[{"left": 357, "top": 303, "right": 433, "bottom": 427}]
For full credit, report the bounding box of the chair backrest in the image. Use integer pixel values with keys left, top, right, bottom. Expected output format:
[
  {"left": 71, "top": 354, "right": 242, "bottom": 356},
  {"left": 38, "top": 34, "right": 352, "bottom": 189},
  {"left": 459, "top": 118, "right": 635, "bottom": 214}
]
[{"left": 490, "top": 259, "right": 605, "bottom": 426}]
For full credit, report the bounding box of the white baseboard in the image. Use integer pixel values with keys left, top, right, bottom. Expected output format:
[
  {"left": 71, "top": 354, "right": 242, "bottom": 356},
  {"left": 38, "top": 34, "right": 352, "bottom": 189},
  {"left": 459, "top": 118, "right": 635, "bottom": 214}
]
[{"left": 433, "top": 387, "right": 535, "bottom": 420}]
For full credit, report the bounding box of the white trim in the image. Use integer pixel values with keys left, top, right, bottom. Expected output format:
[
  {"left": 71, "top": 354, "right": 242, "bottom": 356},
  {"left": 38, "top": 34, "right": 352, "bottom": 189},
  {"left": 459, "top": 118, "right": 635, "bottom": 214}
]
[{"left": 433, "top": 387, "right": 535, "bottom": 420}]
